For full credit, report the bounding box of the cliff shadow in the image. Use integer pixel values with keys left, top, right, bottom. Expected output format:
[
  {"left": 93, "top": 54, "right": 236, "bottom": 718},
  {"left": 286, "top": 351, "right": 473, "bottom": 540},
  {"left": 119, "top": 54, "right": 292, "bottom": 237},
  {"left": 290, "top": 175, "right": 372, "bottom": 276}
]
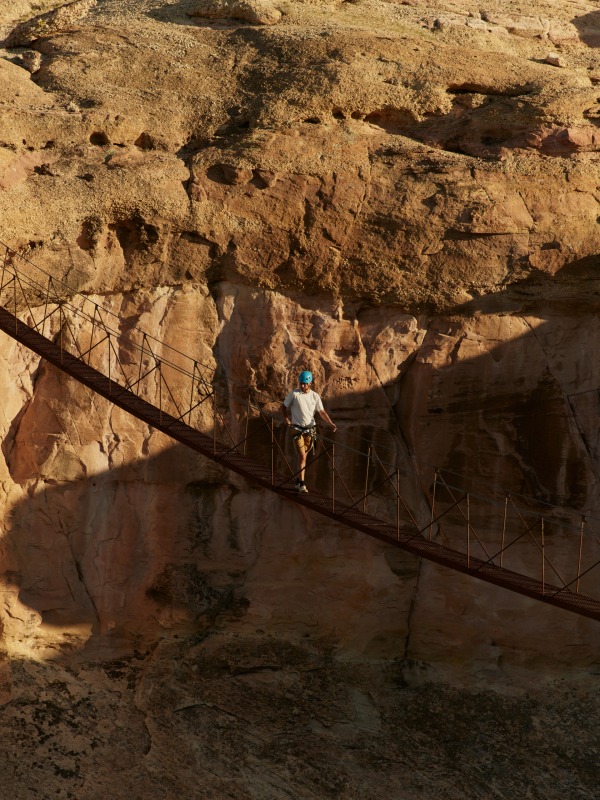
[
  {"left": 3, "top": 266, "right": 600, "bottom": 659},
  {"left": 208, "top": 274, "right": 600, "bottom": 602},
  {"left": 395, "top": 288, "right": 600, "bottom": 513},
  {"left": 0, "top": 437, "right": 254, "bottom": 659},
  {"left": 572, "top": 11, "right": 600, "bottom": 47},
  {"left": 145, "top": 0, "right": 249, "bottom": 30}
]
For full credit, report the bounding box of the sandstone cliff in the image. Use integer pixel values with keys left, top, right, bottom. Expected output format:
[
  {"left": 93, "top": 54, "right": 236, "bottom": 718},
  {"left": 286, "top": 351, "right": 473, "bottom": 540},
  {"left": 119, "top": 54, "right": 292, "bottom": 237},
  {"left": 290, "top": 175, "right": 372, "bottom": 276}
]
[{"left": 0, "top": 1, "right": 599, "bottom": 797}]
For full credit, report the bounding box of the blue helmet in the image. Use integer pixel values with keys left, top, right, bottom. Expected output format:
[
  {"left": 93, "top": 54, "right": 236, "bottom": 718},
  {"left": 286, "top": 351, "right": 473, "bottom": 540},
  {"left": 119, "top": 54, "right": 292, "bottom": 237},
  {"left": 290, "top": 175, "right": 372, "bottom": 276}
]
[{"left": 299, "top": 370, "right": 313, "bottom": 384}]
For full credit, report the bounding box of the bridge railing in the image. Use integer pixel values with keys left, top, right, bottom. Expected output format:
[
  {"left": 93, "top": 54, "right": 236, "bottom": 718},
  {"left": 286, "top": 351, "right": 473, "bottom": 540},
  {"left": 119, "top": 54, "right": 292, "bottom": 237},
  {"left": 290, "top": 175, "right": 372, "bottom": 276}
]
[
  {"left": 243, "top": 406, "right": 600, "bottom": 601},
  {"left": 1, "top": 244, "right": 224, "bottom": 432},
  {"left": 1, "top": 242, "right": 600, "bottom": 612}
]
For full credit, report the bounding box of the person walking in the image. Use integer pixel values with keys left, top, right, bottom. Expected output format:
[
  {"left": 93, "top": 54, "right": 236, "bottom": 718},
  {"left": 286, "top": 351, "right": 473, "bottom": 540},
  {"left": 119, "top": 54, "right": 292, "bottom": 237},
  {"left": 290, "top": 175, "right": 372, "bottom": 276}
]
[{"left": 280, "top": 370, "right": 336, "bottom": 493}]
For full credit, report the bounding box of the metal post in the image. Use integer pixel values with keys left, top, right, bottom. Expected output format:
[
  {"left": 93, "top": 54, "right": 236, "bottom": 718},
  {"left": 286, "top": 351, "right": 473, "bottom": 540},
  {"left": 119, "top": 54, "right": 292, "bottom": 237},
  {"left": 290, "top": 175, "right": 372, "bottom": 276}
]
[
  {"left": 577, "top": 516, "right": 585, "bottom": 594},
  {"left": 244, "top": 392, "right": 251, "bottom": 456},
  {"left": 363, "top": 446, "right": 371, "bottom": 512},
  {"left": 41, "top": 276, "right": 51, "bottom": 337},
  {"left": 270, "top": 417, "right": 274, "bottom": 485},
  {"left": 541, "top": 516, "right": 545, "bottom": 595},
  {"left": 429, "top": 469, "right": 438, "bottom": 541},
  {"left": 59, "top": 303, "right": 64, "bottom": 363},
  {"left": 88, "top": 304, "right": 98, "bottom": 365},
  {"left": 396, "top": 468, "right": 400, "bottom": 541},
  {"left": 137, "top": 334, "right": 147, "bottom": 398},
  {"left": 1, "top": 247, "right": 6, "bottom": 292},
  {"left": 212, "top": 390, "right": 217, "bottom": 455},
  {"left": 467, "top": 493, "right": 471, "bottom": 569},
  {"left": 188, "top": 363, "right": 197, "bottom": 425},
  {"left": 157, "top": 361, "right": 162, "bottom": 425},
  {"left": 107, "top": 332, "right": 112, "bottom": 395},
  {"left": 500, "top": 493, "right": 509, "bottom": 567},
  {"left": 332, "top": 444, "right": 335, "bottom": 513}
]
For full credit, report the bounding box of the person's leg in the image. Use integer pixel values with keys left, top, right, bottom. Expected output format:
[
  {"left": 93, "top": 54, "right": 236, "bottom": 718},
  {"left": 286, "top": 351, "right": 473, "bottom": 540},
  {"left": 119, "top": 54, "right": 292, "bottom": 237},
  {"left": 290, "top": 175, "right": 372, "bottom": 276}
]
[
  {"left": 294, "top": 435, "right": 309, "bottom": 490},
  {"left": 298, "top": 439, "right": 308, "bottom": 482}
]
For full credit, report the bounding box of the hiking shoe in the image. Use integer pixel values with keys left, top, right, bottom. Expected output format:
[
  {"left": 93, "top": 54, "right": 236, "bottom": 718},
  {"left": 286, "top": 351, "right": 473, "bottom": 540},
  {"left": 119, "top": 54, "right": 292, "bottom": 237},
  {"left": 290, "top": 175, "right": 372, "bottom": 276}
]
[{"left": 298, "top": 482, "right": 308, "bottom": 494}]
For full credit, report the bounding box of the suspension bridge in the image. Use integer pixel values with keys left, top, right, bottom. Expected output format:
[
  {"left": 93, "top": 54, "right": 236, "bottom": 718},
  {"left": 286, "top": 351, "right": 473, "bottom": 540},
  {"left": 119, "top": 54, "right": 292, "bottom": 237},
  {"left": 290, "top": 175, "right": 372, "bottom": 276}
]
[{"left": 1, "top": 242, "right": 599, "bottom": 622}]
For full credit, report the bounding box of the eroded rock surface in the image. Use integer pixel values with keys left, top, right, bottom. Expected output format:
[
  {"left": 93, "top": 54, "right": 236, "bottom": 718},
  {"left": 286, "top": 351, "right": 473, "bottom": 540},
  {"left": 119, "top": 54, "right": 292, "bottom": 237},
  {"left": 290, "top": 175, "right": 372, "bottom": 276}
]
[
  {"left": 1, "top": 0, "right": 600, "bottom": 796},
  {"left": 1, "top": 635, "right": 599, "bottom": 799},
  {"left": 4, "top": 0, "right": 97, "bottom": 47},
  {"left": 188, "top": 0, "right": 283, "bottom": 26}
]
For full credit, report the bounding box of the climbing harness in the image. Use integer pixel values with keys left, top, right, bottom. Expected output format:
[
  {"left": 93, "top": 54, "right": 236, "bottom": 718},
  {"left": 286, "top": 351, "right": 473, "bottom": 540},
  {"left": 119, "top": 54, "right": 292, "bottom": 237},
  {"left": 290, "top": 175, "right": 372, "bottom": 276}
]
[{"left": 291, "top": 423, "right": 318, "bottom": 453}]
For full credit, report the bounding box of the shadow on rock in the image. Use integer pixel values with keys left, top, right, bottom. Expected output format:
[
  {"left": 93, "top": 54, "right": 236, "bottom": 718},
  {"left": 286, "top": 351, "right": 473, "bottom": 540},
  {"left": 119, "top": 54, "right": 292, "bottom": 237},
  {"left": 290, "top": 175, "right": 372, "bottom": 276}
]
[
  {"left": 3, "top": 278, "right": 600, "bottom": 660},
  {"left": 0, "top": 442, "right": 250, "bottom": 658},
  {"left": 572, "top": 11, "right": 600, "bottom": 47}
]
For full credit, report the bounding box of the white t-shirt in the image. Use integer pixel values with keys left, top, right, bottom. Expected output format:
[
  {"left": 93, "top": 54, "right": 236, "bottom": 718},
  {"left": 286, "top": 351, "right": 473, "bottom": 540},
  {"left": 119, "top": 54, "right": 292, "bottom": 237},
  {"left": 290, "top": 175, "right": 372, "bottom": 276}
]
[{"left": 283, "top": 388, "right": 324, "bottom": 427}]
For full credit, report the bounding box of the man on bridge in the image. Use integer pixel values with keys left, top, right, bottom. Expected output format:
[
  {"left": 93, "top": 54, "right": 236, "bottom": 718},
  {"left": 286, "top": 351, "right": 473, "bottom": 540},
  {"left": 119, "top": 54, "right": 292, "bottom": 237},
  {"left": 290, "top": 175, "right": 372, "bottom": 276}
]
[{"left": 281, "top": 370, "right": 336, "bottom": 493}]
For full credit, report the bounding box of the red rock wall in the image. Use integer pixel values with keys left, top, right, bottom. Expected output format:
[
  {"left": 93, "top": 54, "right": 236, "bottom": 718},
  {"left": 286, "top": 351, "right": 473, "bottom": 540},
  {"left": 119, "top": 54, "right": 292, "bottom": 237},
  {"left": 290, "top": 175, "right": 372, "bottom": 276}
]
[{"left": 1, "top": 0, "right": 599, "bottom": 685}]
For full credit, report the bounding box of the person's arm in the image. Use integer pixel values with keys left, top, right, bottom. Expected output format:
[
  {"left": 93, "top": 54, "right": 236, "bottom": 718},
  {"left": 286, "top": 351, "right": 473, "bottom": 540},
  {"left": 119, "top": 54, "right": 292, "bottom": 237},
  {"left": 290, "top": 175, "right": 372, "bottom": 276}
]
[
  {"left": 318, "top": 408, "right": 336, "bottom": 432},
  {"left": 280, "top": 403, "right": 291, "bottom": 426}
]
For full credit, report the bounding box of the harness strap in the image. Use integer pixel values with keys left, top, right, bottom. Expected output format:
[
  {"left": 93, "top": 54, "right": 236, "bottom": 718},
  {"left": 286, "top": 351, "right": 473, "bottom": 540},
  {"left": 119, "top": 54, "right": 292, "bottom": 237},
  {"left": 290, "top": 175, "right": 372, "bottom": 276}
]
[
  {"left": 291, "top": 423, "right": 316, "bottom": 437},
  {"left": 291, "top": 423, "right": 318, "bottom": 452}
]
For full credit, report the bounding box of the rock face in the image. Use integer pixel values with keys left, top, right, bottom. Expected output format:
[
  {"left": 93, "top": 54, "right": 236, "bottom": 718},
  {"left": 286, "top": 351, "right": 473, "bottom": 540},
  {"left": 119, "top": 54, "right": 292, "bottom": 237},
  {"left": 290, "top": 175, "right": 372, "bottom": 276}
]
[
  {"left": 1, "top": 0, "right": 600, "bottom": 782},
  {"left": 2, "top": 0, "right": 600, "bottom": 795},
  {"left": 3, "top": 0, "right": 97, "bottom": 47},
  {"left": 188, "top": 0, "right": 283, "bottom": 26},
  {"left": 0, "top": 639, "right": 598, "bottom": 800}
]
